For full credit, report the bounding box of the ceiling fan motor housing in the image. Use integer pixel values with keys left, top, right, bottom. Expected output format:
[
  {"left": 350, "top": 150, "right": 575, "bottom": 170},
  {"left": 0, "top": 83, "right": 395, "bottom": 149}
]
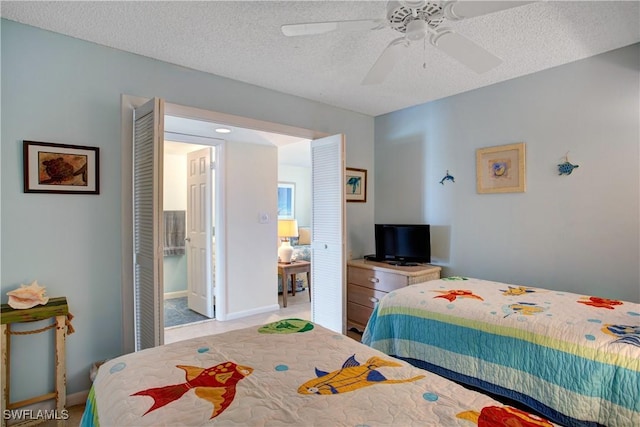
[{"left": 387, "top": 1, "right": 445, "bottom": 34}]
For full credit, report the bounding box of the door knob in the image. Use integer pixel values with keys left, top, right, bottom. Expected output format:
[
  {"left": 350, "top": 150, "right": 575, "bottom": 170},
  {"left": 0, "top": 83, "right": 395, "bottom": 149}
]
[{"left": 184, "top": 237, "right": 191, "bottom": 242}]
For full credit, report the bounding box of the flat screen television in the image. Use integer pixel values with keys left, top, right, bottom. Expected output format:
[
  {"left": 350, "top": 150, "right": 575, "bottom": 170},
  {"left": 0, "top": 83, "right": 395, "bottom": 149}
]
[{"left": 374, "top": 224, "right": 431, "bottom": 265}]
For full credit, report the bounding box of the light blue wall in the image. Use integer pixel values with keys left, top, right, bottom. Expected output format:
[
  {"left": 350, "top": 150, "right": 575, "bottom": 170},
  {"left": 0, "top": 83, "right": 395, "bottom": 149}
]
[
  {"left": 163, "top": 256, "right": 187, "bottom": 294},
  {"left": 0, "top": 19, "right": 374, "bottom": 399},
  {"left": 162, "top": 151, "right": 188, "bottom": 295},
  {"left": 278, "top": 164, "right": 312, "bottom": 227},
  {"left": 375, "top": 44, "right": 640, "bottom": 302}
]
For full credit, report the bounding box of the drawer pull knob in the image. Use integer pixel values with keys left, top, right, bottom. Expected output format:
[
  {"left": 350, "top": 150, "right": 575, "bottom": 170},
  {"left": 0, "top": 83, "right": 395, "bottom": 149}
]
[
  {"left": 369, "top": 297, "right": 379, "bottom": 303},
  {"left": 368, "top": 277, "right": 379, "bottom": 283}
]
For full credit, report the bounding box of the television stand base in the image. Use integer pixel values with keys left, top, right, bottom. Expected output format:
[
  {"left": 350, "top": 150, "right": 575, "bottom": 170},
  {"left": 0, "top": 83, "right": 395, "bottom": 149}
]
[{"left": 387, "top": 261, "right": 420, "bottom": 267}]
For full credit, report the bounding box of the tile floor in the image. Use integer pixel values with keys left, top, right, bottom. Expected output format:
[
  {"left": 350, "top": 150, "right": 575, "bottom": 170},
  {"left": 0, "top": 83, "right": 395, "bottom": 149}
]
[
  {"left": 165, "top": 290, "right": 311, "bottom": 344},
  {"left": 164, "top": 296, "right": 209, "bottom": 328}
]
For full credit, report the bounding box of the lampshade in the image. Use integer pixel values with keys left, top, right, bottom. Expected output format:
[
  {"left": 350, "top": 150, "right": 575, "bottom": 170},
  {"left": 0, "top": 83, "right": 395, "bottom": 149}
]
[{"left": 278, "top": 219, "right": 299, "bottom": 238}]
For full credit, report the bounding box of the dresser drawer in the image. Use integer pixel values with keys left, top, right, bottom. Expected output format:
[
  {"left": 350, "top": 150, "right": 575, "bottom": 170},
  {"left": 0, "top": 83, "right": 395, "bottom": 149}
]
[
  {"left": 347, "top": 283, "right": 386, "bottom": 309},
  {"left": 348, "top": 267, "right": 407, "bottom": 292},
  {"left": 347, "top": 302, "right": 373, "bottom": 328},
  {"left": 346, "top": 328, "right": 363, "bottom": 342}
]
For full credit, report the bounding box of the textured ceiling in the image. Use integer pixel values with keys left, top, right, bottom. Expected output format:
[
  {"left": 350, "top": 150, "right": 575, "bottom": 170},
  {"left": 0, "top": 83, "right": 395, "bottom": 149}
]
[{"left": 1, "top": 1, "right": 639, "bottom": 117}]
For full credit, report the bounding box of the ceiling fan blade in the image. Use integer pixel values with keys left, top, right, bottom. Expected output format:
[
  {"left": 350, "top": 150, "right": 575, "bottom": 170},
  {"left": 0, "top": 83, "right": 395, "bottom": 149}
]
[
  {"left": 281, "top": 19, "right": 383, "bottom": 37},
  {"left": 362, "top": 38, "right": 408, "bottom": 85},
  {"left": 444, "top": 1, "right": 534, "bottom": 21},
  {"left": 430, "top": 29, "right": 501, "bottom": 74}
]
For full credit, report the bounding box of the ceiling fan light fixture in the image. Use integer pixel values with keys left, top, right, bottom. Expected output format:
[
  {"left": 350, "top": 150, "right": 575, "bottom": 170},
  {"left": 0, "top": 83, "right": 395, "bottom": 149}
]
[
  {"left": 282, "top": 0, "right": 527, "bottom": 84},
  {"left": 405, "top": 19, "right": 427, "bottom": 41}
]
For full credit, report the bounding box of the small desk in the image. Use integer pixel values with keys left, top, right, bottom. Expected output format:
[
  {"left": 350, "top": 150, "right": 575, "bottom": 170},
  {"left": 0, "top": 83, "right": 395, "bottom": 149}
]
[{"left": 277, "top": 260, "right": 311, "bottom": 308}]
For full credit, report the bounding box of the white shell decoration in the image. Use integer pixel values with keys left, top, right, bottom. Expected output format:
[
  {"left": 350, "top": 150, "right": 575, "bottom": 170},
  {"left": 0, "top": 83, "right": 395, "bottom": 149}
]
[{"left": 7, "top": 280, "right": 50, "bottom": 309}]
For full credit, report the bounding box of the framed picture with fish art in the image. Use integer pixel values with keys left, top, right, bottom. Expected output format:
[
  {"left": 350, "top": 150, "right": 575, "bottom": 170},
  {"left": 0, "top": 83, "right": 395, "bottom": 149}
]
[
  {"left": 23, "top": 140, "right": 100, "bottom": 194},
  {"left": 476, "top": 142, "right": 526, "bottom": 194},
  {"left": 345, "top": 167, "right": 367, "bottom": 202}
]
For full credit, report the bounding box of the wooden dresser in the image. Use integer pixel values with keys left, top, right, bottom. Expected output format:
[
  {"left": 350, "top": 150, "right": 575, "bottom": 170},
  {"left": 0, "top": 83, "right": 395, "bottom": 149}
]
[{"left": 346, "top": 259, "right": 441, "bottom": 340}]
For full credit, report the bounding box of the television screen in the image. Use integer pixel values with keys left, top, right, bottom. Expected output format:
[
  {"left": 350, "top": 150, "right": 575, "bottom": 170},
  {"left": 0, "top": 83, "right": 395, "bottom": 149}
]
[{"left": 375, "top": 224, "right": 430, "bottom": 265}]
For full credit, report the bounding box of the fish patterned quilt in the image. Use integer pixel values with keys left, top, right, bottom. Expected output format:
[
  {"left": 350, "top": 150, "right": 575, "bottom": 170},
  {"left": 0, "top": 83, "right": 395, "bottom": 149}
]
[
  {"left": 361, "top": 277, "right": 640, "bottom": 427},
  {"left": 81, "top": 319, "right": 556, "bottom": 426}
]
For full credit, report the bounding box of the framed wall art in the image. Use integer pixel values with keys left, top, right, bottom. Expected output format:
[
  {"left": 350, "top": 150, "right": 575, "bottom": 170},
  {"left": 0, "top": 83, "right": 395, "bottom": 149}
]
[
  {"left": 23, "top": 140, "right": 100, "bottom": 194},
  {"left": 345, "top": 167, "right": 367, "bottom": 202},
  {"left": 277, "top": 182, "right": 295, "bottom": 219},
  {"left": 476, "top": 142, "right": 526, "bottom": 194}
]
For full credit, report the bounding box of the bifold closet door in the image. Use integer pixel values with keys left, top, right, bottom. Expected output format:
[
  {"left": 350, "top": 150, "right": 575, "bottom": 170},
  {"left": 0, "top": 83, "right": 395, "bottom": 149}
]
[
  {"left": 133, "top": 97, "right": 165, "bottom": 350},
  {"left": 310, "top": 134, "right": 346, "bottom": 333}
]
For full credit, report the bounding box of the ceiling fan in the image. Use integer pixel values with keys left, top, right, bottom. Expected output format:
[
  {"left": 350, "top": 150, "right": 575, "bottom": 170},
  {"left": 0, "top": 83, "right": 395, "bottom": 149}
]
[{"left": 281, "top": 1, "right": 532, "bottom": 84}]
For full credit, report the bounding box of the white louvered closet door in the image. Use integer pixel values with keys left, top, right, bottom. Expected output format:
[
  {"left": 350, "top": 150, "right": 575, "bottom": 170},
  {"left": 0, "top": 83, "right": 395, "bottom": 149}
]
[
  {"left": 310, "top": 134, "right": 346, "bottom": 333},
  {"left": 133, "top": 98, "right": 164, "bottom": 350}
]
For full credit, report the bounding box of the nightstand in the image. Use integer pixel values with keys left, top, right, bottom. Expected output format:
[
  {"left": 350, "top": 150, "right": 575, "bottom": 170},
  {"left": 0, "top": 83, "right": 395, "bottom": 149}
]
[{"left": 277, "top": 260, "right": 311, "bottom": 308}]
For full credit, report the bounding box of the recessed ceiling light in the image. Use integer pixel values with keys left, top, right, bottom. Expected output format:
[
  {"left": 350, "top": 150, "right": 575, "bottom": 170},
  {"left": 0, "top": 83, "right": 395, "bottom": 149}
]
[{"left": 215, "top": 127, "right": 231, "bottom": 134}]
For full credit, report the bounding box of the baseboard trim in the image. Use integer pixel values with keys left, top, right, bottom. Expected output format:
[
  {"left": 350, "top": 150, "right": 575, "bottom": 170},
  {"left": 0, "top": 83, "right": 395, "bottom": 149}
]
[
  {"left": 163, "top": 290, "right": 187, "bottom": 300},
  {"left": 224, "top": 304, "right": 280, "bottom": 321},
  {"left": 67, "top": 390, "right": 89, "bottom": 407}
]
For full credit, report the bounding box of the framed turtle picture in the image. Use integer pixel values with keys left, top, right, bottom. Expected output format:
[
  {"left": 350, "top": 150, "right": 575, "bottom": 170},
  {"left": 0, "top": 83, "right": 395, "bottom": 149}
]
[
  {"left": 476, "top": 142, "right": 526, "bottom": 194},
  {"left": 23, "top": 140, "right": 100, "bottom": 194}
]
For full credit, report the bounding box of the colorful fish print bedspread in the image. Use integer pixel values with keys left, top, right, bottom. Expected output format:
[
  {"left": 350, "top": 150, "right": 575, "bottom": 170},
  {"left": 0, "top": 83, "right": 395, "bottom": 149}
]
[
  {"left": 80, "top": 318, "right": 555, "bottom": 426},
  {"left": 361, "top": 277, "right": 640, "bottom": 427}
]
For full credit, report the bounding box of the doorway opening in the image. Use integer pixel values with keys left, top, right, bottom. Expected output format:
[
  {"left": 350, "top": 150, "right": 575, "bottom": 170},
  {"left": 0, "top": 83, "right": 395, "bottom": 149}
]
[
  {"left": 123, "top": 95, "right": 345, "bottom": 352},
  {"left": 161, "top": 128, "right": 314, "bottom": 333},
  {"left": 162, "top": 138, "right": 219, "bottom": 330}
]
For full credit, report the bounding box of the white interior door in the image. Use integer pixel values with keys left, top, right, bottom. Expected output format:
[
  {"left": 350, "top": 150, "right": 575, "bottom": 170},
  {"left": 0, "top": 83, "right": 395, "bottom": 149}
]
[
  {"left": 186, "top": 147, "right": 214, "bottom": 318},
  {"left": 133, "top": 97, "right": 164, "bottom": 350},
  {"left": 310, "top": 134, "right": 346, "bottom": 333}
]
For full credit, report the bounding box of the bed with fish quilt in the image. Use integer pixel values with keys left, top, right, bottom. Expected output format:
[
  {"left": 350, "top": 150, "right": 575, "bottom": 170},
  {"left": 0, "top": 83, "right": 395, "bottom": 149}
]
[
  {"left": 80, "top": 319, "right": 557, "bottom": 426},
  {"left": 361, "top": 277, "right": 640, "bottom": 427}
]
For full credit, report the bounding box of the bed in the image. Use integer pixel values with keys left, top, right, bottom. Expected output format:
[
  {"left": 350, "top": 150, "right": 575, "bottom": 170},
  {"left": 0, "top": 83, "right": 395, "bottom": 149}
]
[
  {"left": 361, "top": 276, "right": 640, "bottom": 427},
  {"left": 81, "top": 318, "right": 556, "bottom": 426}
]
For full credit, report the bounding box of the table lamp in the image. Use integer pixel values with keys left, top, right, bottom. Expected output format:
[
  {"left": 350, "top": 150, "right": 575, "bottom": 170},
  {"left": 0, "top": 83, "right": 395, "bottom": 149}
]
[{"left": 278, "top": 219, "right": 299, "bottom": 263}]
